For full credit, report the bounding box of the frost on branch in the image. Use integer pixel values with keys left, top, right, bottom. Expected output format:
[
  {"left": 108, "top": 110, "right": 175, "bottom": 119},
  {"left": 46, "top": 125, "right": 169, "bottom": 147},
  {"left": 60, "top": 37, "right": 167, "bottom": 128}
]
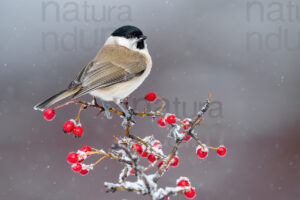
[{"left": 40, "top": 92, "right": 227, "bottom": 200}]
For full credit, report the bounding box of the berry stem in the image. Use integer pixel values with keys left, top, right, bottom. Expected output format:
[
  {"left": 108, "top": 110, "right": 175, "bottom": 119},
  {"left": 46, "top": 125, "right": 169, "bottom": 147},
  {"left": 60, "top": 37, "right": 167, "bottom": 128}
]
[
  {"left": 156, "top": 96, "right": 165, "bottom": 114},
  {"left": 88, "top": 150, "right": 119, "bottom": 161},
  {"left": 75, "top": 104, "right": 85, "bottom": 124},
  {"left": 91, "top": 155, "right": 108, "bottom": 167},
  {"left": 191, "top": 135, "right": 206, "bottom": 150},
  {"left": 125, "top": 120, "right": 130, "bottom": 137},
  {"left": 207, "top": 146, "right": 219, "bottom": 150},
  {"left": 143, "top": 159, "right": 159, "bottom": 172}
]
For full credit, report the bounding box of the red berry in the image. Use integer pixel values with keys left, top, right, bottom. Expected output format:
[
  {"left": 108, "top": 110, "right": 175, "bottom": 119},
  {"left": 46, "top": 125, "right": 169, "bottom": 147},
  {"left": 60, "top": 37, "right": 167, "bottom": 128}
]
[
  {"left": 158, "top": 161, "right": 164, "bottom": 168},
  {"left": 145, "top": 92, "right": 157, "bottom": 102},
  {"left": 73, "top": 126, "right": 83, "bottom": 137},
  {"left": 164, "top": 198, "right": 169, "bottom": 200},
  {"left": 182, "top": 119, "right": 191, "bottom": 129},
  {"left": 129, "top": 169, "right": 135, "bottom": 175},
  {"left": 71, "top": 163, "right": 82, "bottom": 172},
  {"left": 148, "top": 154, "right": 156, "bottom": 163},
  {"left": 63, "top": 120, "right": 75, "bottom": 133},
  {"left": 67, "top": 152, "right": 78, "bottom": 164},
  {"left": 157, "top": 118, "right": 166, "bottom": 127},
  {"left": 79, "top": 169, "right": 89, "bottom": 176},
  {"left": 80, "top": 146, "right": 92, "bottom": 153},
  {"left": 140, "top": 151, "right": 148, "bottom": 157},
  {"left": 158, "top": 161, "right": 170, "bottom": 171},
  {"left": 165, "top": 114, "right": 176, "bottom": 124},
  {"left": 132, "top": 144, "right": 143, "bottom": 154},
  {"left": 184, "top": 187, "right": 196, "bottom": 199},
  {"left": 196, "top": 146, "right": 208, "bottom": 159},
  {"left": 177, "top": 178, "right": 190, "bottom": 187},
  {"left": 43, "top": 108, "right": 55, "bottom": 121},
  {"left": 152, "top": 141, "right": 162, "bottom": 149},
  {"left": 182, "top": 131, "right": 191, "bottom": 142},
  {"left": 170, "top": 156, "right": 179, "bottom": 167},
  {"left": 217, "top": 145, "right": 227, "bottom": 157},
  {"left": 184, "top": 135, "right": 191, "bottom": 142}
]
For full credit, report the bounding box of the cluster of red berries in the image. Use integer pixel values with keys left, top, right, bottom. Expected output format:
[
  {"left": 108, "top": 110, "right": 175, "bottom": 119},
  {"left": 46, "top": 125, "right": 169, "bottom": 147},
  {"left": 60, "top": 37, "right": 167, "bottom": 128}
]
[
  {"left": 157, "top": 114, "right": 191, "bottom": 128},
  {"left": 157, "top": 114, "right": 177, "bottom": 127},
  {"left": 158, "top": 116, "right": 192, "bottom": 142},
  {"left": 176, "top": 177, "right": 196, "bottom": 199},
  {"left": 196, "top": 144, "right": 227, "bottom": 159},
  {"left": 63, "top": 120, "right": 84, "bottom": 137},
  {"left": 145, "top": 92, "right": 178, "bottom": 129},
  {"left": 180, "top": 119, "right": 192, "bottom": 142},
  {"left": 66, "top": 146, "right": 92, "bottom": 176},
  {"left": 43, "top": 108, "right": 84, "bottom": 137},
  {"left": 129, "top": 140, "right": 179, "bottom": 174},
  {"left": 131, "top": 141, "right": 162, "bottom": 163},
  {"left": 145, "top": 91, "right": 228, "bottom": 160},
  {"left": 157, "top": 155, "right": 179, "bottom": 172}
]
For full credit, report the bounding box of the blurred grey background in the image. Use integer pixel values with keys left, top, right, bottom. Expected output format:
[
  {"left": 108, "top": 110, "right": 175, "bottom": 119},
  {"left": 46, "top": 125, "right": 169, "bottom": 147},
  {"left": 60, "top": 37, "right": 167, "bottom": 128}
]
[{"left": 1, "top": 0, "right": 300, "bottom": 199}]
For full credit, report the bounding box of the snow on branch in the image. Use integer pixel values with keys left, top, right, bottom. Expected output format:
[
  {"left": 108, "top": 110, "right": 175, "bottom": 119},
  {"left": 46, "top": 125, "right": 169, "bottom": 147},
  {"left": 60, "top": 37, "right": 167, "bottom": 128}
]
[{"left": 41, "top": 92, "right": 227, "bottom": 200}]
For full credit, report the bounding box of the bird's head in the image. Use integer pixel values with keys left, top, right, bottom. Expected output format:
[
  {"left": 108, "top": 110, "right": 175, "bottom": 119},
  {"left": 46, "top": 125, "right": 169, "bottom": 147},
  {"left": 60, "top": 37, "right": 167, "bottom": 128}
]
[{"left": 105, "top": 25, "right": 148, "bottom": 51}]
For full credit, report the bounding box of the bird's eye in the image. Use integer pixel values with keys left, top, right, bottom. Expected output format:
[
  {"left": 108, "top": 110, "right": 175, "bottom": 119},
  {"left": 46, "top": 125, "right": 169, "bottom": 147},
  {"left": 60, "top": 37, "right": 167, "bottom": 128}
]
[{"left": 136, "top": 40, "right": 145, "bottom": 49}]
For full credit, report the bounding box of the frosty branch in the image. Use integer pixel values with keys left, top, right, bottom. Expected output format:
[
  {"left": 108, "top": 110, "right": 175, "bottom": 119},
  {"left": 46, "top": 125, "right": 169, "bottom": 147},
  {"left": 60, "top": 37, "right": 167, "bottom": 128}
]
[{"left": 41, "top": 92, "right": 227, "bottom": 200}]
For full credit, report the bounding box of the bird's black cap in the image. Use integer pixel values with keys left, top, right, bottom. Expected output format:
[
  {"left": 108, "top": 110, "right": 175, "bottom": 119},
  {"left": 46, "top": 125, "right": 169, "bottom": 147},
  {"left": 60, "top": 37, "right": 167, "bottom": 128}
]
[{"left": 112, "top": 25, "right": 145, "bottom": 39}]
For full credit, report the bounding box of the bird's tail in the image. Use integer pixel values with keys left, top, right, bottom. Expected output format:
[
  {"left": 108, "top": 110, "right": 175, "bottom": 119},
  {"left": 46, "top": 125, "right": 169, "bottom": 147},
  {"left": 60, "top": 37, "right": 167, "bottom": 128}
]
[{"left": 33, "top": 87, "right": 81, "bottom": 111}]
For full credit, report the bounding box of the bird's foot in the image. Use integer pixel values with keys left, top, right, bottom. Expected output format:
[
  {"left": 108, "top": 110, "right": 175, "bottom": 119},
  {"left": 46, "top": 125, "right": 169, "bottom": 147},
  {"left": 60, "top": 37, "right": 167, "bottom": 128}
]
[
  {"left": 101, "top": 101, "right": 112, "bottom": 119},
  {"left": 117, "top": 103, "right": 135, "bottom": 123}
]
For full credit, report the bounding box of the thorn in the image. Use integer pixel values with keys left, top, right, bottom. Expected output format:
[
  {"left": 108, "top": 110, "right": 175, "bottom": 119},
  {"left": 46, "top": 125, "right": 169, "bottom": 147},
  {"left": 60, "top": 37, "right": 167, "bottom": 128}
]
[
  {"left": 96, "top": 110, "right": 104, "bottom": 117},
  {"left": 93, "top": 96, "right": 98, "bottom": 106}
]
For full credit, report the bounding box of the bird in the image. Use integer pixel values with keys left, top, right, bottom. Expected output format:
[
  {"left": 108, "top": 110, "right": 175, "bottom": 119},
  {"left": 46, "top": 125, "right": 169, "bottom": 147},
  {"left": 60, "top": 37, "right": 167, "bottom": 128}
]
[{"left": 34, "top": 25, "right": 152, "bottom": 118}]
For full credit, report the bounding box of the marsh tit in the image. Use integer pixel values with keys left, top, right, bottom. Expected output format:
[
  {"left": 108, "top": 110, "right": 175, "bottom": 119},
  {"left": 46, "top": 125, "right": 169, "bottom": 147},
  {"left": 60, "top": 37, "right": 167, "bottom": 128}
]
[{"left": 34, "top": 25, "right": 152, "bottom": 118}]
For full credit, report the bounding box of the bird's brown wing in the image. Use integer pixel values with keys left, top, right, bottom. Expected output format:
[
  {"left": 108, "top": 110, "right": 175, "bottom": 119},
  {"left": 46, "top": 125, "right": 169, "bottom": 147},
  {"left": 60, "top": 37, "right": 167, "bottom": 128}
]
[{"left": 71, "top": 45, "right": 147, "bottom": 99}]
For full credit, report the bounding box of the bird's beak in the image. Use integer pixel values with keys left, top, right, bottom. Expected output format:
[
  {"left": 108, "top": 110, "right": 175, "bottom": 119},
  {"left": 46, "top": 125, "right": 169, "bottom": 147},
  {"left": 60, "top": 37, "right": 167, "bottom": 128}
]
[{"left": 139, "top": 35, "right": 147, "bottom": 41}]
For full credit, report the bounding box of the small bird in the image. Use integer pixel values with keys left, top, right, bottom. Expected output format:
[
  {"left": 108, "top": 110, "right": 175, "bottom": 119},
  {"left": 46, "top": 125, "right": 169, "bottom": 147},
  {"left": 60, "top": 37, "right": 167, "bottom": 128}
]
[{"left": 34, "top": 25, "right": 152, "bottom": 118}]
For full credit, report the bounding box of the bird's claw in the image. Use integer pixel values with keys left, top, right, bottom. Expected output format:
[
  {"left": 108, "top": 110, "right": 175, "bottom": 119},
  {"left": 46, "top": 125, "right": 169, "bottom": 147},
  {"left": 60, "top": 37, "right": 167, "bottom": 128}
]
[{"left": 101, "top": 101, "right": 112, "bottom": 119}]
